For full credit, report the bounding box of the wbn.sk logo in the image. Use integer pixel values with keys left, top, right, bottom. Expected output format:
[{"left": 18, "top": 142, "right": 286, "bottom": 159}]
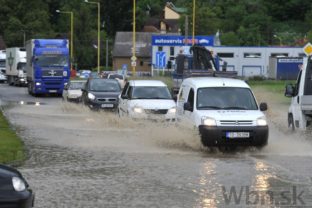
[{"left": 221, "top": 186, "right": 305, "bottom": 206}]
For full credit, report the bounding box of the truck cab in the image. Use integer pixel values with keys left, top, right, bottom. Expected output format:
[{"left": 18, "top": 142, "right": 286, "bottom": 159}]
[
  {"left": 176, "top": 77, "right": 269, "bottom": 147},
  {"left": 285, "top": 56, "right": 312, "bottom": 130},
  {"left": 26, "top": 39, "right": 70, "bottom": 96}
]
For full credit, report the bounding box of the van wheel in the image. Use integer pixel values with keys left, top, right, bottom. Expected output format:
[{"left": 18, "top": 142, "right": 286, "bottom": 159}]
[{"left": 288, "top": 114, "right": 295, "bottom": 131}]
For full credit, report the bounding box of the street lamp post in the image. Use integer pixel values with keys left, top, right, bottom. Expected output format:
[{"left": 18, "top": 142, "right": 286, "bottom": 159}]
[
  {"left": 273, "top": 35, "right": 282, "bottom": 46},
  {"left": 84, "top": 0, "right": 100, "bottom": 73},
  {"left": 132, "top": 0, "right": 136, "bottom": 76},
  {"left": 56, "top": 10, "right": 74, "bottom": 69},
  {"left": 192, "top": 0, "right": 196, "bottom": 45}
]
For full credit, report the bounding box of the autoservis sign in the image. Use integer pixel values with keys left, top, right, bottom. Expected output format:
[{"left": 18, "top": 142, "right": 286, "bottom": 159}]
[{"left": 152, "top": 35, "right": 214, "bottom": 46}]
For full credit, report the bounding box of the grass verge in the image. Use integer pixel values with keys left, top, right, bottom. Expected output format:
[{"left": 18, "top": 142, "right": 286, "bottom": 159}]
[{"left": 0, "top": 110, "right": 25, "bottom": 164}]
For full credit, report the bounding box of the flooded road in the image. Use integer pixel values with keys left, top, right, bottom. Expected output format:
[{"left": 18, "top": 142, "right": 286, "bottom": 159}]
[{"left": 1, "top": 84, "right": 312, "bottom": 208}]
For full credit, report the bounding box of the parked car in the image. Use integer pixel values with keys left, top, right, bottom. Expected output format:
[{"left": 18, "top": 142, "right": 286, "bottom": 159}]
[
  {"left": 108, "top": 73, "right": 127, "bottom": 88},
  {"left": 0, "top": 71, "right": 7, "bottom": 83},
  {"left": 89, "top": 72, "right": 100, "bottom": 79},
  {"left": 176, "top": 77, "right": 268, "bottom": 147},
  {"left": 62, "top": 80, "right": 86, "bottom": 102},
  {"left": 118, "top": 80, "right": 176, "bottom": 121},
  {"left": 78, "top": 70, "right": 91, "bottom": 79},
  {"left": 0, "top": 164, "right": 34, "bottom": 207},
  {"left": 81, "top": 78, "right": 121, "bottom": 110}
]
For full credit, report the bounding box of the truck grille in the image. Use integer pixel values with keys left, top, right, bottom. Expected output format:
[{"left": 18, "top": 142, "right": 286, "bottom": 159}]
[
  {"left": 145, "top": 109, "right": 168, "bottom": 114},
  {"left": 219, "top": 120, "right": 253, "bottom": 126},
  {"left": 42, "top": 68, "right": 63, "bottom": 77}
]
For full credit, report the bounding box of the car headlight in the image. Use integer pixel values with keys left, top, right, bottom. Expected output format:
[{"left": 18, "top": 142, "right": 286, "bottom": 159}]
[
  {"left": 256, "top": 117, "right": 267, "bottom": 126},
  {"left": 168, "top": 107, "right": 177, "bottom": 114},
  {"left": 88, "top": 93, "right": 96, "bottom": 100},
  {"left": 201, "top": 117, "right": 217, "bottom": 126},
  {"left": 35, "top": 82, "right": 41, "bottom": 86},
  {"left": 133, "top": 107, "right": 144, "bottom": 113},
  {"left": 12, "top": 177, "right": 26, "bottom": 192}
]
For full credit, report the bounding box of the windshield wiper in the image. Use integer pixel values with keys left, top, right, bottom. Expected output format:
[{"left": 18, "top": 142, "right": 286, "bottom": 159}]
[
  {"left": 222, "top": 106, "right": 247, "bottom": 110},
  {"left": 198, "top": 106, "right": 222, "bottom": 109}
]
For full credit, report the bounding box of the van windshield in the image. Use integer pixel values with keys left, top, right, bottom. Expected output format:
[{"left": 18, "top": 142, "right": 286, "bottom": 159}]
[
  {"left": 196, "top": 87, "right": 258, "bottom": 110},
  {"left": 132, "top": 86, "right": 172, "bottom": 99}
]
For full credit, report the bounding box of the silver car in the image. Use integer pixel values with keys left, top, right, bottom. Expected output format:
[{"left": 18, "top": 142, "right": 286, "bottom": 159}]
[
  {"left": 62, "top": 80, "right": 86, "bottom": 102},
  {"left": 0, "top": 71, "right": 7, "bottom": 83}
]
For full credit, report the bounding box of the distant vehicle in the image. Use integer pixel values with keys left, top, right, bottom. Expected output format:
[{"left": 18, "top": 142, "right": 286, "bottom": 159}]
[
  {"left": 172, "top": 45, "right": 237, "bottom": 95},
  {"left": 89, "top": 71, "right": 100, "bottom": 79},
  {"left": 81, "top": 78, "right": 121, "bottom": 110},
  {"left": 62, "top": 80, "right": 86, "bottom": 102},
  {"left": 108, "top": 73, "right": 126, "bottom": 88},
  {"left": 285, "top": 56, "right": 312, "bottom": 130},
  {"left": 0, "top": 71, "right": 7, "bottom": 83},
  {"left": 0, "top": 164, "right": 34, "bottom": 207},
  {"left": 26, "top": 39, "right": 70, "bottom": 96},
  {"left": 176, "top": 77, "right": 268, "bottom": 147},
  {"left": 5, "top": 47, "right": 27, "bottom": 86},
  {"left": 118, "top": 80, "right": 176, "bottom": 121},
  {"left": 0, "top": 50, "right": 5, "bottom": 74},
  {"left": 78, "top": 70, "right": 91, "bottom": 79}
]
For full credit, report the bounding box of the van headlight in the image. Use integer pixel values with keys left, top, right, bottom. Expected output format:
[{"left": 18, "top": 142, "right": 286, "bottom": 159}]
[
  {"left": 12, "top": 177, "right": 26, "bottom": 192},
  {"left": 133, "top": 107, "right": 144, "bottom": 113},
  {"left": 201, "top": 117, "right": 217, "bottom": 126},
  {"left": 256, "top": 117, "right": 267, "bottom": 126},
  {"left": 168, "top": 107, "right": 176, "bottom": 114},
  {"left": 35, "top": 82, "right": 41, "bottom": 86},
  {"left": 88, "top": 93, "right": 96, "bottom": 100}
]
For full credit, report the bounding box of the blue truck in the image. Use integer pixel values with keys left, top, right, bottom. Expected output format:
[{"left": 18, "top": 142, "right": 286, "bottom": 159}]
[{"left": 26, "top": 39, "right": 70, "bottom": 96}]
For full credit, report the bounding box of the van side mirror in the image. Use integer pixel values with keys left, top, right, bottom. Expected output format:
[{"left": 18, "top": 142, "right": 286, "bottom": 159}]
[
  {"left": 259, "top": 102, "right": 267, "bottom": 111},
  {"left": 121, "top": 94, "right": 128, "bottom": 99},
  {"left": 284, "top": 84, "right": 295, "bottom": 97},
  {"left": 183, "top": 102, "right": 193, "bottom": 111}
]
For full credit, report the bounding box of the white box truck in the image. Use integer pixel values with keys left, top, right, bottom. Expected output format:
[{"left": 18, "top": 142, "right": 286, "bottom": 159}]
[
  {"left": 0, "top": 50, "right": 6, "bottom": 82},
  {"left": 5, "top": 47, "right": 27, "bottom": 86}
]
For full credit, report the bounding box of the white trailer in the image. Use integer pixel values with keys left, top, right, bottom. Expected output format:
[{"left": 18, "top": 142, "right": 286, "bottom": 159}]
[
  {"left": 5, "top": 47, "right": 27, "bottom": 86},
  {"left": 0, "top": 50, "right": 5, "bottom": 74},
  {"left": 285, "top": 56, "right": 312, "bottom": 130}
]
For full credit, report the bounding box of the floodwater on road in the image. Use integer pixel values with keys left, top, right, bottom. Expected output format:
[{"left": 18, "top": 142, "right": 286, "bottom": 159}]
[{"left": 1, "top": 84, "right": 312, "bottom": 208}]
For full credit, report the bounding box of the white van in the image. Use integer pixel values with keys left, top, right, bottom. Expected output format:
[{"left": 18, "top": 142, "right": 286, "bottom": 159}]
[
  {"left": 176, "top": 77, "right": 268, "bottom": 147},
  {"left": 285, "top": 56, "right": 312, "bottom": 130},
  {"left": 118, "top": 80, "right": 176, "bottom": 120}
]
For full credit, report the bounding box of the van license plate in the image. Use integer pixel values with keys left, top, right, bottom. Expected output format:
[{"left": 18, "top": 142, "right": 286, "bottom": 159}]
[
  {"left": 49, "top": 90, "right": 57, "bottom": 93},
  {"left": 101, "top": 104, "right": 114, "bottom": 108},
  {"left": 226, "top": 132, "right": 250, "bottom": 138}
]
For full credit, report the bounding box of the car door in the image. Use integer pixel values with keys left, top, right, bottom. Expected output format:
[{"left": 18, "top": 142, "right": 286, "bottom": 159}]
[
  {"left": 81, "top": 80, "right": 89, "bottom": 103},
  {"left": 119, "top": 82, "right": 130, "bottom": 114},
  {"left": 291, "top": 70, "right": 302, "bottom": 126},
  {"left": 177, "top": 86, "right": 196, "bottom": 127}
]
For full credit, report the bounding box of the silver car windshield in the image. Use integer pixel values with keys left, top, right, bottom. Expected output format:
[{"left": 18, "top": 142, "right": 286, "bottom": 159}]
[
  {"left": 69, "top": 82, "right": 85, "bottom": 90},
  {"left": 132, "top": 86, "right": 172, "bottom": 99},
  {"left": 196, "top": 87, "right": 258, "bottom": 110}
]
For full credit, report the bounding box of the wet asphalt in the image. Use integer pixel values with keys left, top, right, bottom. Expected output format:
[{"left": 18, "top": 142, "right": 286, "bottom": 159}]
[{"left": 1, "top": 83, "right": 312, "bottom": 208}]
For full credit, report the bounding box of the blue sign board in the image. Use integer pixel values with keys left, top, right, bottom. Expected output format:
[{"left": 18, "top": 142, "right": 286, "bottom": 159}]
[
  {"left": 152, "top": 35, "right": 214, "bottom": 46},
  {"left": 155, "top": 52, "right": 166, "bottom": 68}
]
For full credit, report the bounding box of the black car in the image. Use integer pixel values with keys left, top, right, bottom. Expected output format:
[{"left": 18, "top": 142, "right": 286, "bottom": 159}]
[
  {"left": 0, "top": 164, "right": 34, "bottom": 208},
  {"left": 81, "top": 78, "right": 121, "bottom": 110}
]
